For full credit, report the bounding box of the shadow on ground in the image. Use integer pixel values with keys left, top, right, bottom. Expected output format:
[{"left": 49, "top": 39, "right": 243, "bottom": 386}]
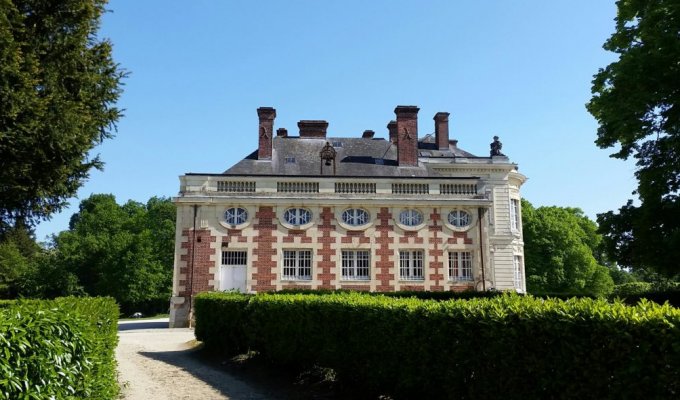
[
  {"left": 138, "top": 348, "right": 353, "bottom": 400},
  {"left": 118, "top": 320, "right": 169, "bottom": 331}
]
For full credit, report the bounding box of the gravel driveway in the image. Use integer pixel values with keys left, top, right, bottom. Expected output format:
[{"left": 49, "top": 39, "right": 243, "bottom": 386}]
[{"left": 116, "top": 319, "right": 278, "bottom": 400}]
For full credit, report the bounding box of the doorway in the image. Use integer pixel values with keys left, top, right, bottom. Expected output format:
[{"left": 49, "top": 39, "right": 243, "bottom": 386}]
[{"left": 220, "top": 250, "right": 247, "bottom": 292}]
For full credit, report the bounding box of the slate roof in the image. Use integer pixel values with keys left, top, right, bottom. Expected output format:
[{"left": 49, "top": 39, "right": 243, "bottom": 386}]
[{"left": 223, "top": 134, "right": 487, "bottom": 178}]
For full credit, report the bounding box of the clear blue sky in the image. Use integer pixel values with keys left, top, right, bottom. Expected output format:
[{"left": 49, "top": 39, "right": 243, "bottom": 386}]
[{"left": 35, "top": 0, "right": 636, "bottom": 240}]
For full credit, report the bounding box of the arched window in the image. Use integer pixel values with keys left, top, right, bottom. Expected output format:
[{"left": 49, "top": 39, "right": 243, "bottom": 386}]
[
  {"left": 341, "top": 208, "right": 369, "bottom": 226},
  {"left": 448, "top": 210, "right": 471, "bottom": 228},
  {"left": 399, "top": 209, "right": 423, "bottom": 226},
  {"left": 224, "top": 207, "right": 248, "bottom": 225},
  {"left": 283, "top": 208, "right": 312, "bottom": 225}
]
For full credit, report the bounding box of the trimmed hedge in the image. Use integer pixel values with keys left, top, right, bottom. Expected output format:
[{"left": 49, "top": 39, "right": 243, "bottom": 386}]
[
  {"left": 612, "top": 282, "right": 680, "bottom": 307},
  {"left": 195, "top": 291, "right": 680, "bottom": 399},
  {"left": 0, "top": 297, "right": 119, "bottom": 399}
]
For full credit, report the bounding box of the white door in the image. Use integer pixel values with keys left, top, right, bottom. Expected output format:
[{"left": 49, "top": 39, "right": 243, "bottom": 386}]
[{"left": 220, "top": 250, "right": 247, "bottom": 292}]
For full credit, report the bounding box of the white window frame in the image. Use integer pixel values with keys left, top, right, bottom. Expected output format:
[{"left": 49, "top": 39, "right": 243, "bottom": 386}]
[
  {"left": 341, "top": 208, "right": 369, "bottom": 227},
  {"left": 513, "top": 255, "right": 523, "bottom": 291},
  {"left": 222, "top": 250, "right": 247, "bottom": 266},
  {"left": 283, "top": 208, "right": 312, "bottom": 226},
  {"left": 399, "top": 250, "right": 424, "bottom": 281},
  {"left": 341, "top": 250, "right": 370, "bottom": 280},
  {"left": 510, "top": 198, "right": 520, "bottom": 232},
  {"left": 448, "top": 251, "right": 473, "bottom": 281},
  {"left": 282, "top": 249, "right": 312, "bottom": 281},
  {"left": 447, "top": 210, "right": 471, "bottom": 228},
  {"left": 399, "top": 209, "right": 423, "bottom": 227},
  {"left": 224, "top": 207, "right": 248, "bottom": 226}
]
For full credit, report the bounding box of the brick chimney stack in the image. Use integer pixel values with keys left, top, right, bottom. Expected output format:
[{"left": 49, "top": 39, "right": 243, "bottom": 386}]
[
  {"left": 395, "top": 105, "right": 419, "bottom": 166},
  {"left": 257, "top": 107, "right": 276, "bottom": 160},
  {"left": 362, "top": 130, "right": 375, "bottom": 139},
  {"left": 434, "top": 112, "right": 450, "bottom": 151},
  {"left": 298, "top": 120, "right": 328, "bottom": 138},
  {"left": 387, "top": 120, "right": 397, "bottom": 143}
]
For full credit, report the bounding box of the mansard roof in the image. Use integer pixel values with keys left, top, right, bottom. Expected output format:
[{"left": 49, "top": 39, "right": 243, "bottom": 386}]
[{"left": 223, "top": 134, "right": 491, "bottom": 178}]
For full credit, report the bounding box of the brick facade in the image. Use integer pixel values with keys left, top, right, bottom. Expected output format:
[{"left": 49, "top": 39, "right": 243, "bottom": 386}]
[
  {"left": 396, "top": 106, "right": 419, "bottom": 166},
  {"left": 257, "top": 107, "right": 275, "bottom": 160},
  {"left": 434, "top": 112, "right": 450, "bottom": 150},
  {"left": 179, "top": 229, "right": 216, "bottom": 296},
  {"left": 252, "top": 206, "right": 277, "bottom": 291}
]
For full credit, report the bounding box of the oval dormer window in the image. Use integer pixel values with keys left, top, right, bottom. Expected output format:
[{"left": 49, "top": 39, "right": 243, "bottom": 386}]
[
  {"left": 448, "top": 210, "right": 471, "bottom": 228},
  {"left": 399, "top": 209, "right": 423, "bottom": 226},
  {"left": 341, "top": 208, "right": 369, "bottom": 226},
  {"left": 225, "top": 207, "right": 248, "bottom": 226},
  {"left": 283, "top": 208, "right": 312, "bottom": 226}
]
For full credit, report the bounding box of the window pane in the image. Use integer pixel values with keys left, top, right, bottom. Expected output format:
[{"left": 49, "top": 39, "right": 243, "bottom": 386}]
[
  {"left": 225, "top": 207, "right": 248, "bottom": 225},
  {"left": 222, "top": 251, "right": 247, "bottom": 265},
  {"left": 284, "top": 208, "right": 311, "bottom": 225},
  {"left": 449, "top": 252, "right": 473, "bottom": 281},
  {"left": 400, "top": 250, "right": 424, "bottom": 280},
  {"left": 342, "top": 250, "right": 370, "bottom": 280},
  {"left": 342, "top": 209, "right": 369, "bottom": 226},
  {"left": 399, "top": 210, "right": 422, "bottom": 226}
]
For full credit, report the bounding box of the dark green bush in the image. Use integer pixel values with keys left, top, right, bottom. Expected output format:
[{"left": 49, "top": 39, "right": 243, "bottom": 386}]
[
  {"left": 611, "top": 282, "right": 653, "bottom": 297},
  {"left": 194, "top": 292, "right": 252, "bottom": 355},
  {"left": 611, "top": 282, "right": 680, "bottom": 306},
  {"left": 195, "top": 291, "right": 680, "bottom": 399},
  {"left": 0, "top": 297, "right": 118, "bottom": 399},
  {"left": 118, "top": 294, "right": 170, "bottom": 317}
]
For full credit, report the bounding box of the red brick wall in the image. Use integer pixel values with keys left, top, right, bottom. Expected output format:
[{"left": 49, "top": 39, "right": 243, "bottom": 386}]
[
  {"left": 253, "top": 206, "right": 277, "bottom": 291},
  {"left": 434, "top": 112, "right": 450, "bottom": 150},
  {"left": 316, "top": 207, "right": 336, "bottom": 289},
  {"left": 428, "top": 209, "right": 445, "bottom": 291},
  {"left": 179, "top": 229, "right": 216, "bottom": 297},
  {"left": 257, "top": 107, "right": 276, "bottom": 160},
  {"left": 376, "top": 207, "right": 395, "bottom": 291},
  {"left": 395, "top": 106, "right": 419, "bottom": 166}
]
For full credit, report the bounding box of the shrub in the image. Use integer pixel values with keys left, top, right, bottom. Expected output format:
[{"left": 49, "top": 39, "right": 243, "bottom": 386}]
[
  {"left": 611, "top": 282, "right": 680, "bottom": 307},
  {"left": 195, "top": 291, "right": 680, "bottom": 399},
  {"left": 611, "top": 282, "right": 653, "bottom": 297},
  {"left": 0, "top": 297, "right": 118, "bottom": 399}
]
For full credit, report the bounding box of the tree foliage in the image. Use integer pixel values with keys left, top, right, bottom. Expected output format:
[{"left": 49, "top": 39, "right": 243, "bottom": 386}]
[
  {"left": 0, "top": 0, "right": 125, "bottom": 232},
  {"left": 49, "top": 194, "right": 175, "bottom": 312},
  {"left": 522, "top": 199, "right": 614, "bottom": 296},
  {"left": 587, "top": 0, "right": 680, "bottom": 276}
]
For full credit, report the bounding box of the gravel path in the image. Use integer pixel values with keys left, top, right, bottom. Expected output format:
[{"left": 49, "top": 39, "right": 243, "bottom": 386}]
[{"left": 116, "top": 319, "right": 278, "bottom": 400}]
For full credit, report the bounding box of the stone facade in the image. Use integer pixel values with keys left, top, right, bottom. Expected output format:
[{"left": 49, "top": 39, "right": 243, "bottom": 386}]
[{"left": 169, "top": 105, "right": 527, "bottom": 327}]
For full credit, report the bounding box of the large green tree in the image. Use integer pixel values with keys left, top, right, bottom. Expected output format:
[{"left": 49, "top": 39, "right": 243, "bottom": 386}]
[
  {"left": 522, "top": 199, "right": 614, "bottom": 296},
  {"left": 0, "top": 0, "right": 124, "bottom": 232},
  {"left": 48, "top": 194, "right": 175, "bottom": 312},
  {"left": 587, "top": 0, "right": 680, "bottom": 277}
]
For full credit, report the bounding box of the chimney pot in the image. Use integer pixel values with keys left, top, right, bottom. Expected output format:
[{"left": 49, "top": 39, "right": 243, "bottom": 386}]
[
  {"left": 362, "top": 130, "right": 375, "bottom": 139},
  {"left": 395, "top": 105, "right": 420, "bottom": 166},
  {"left": 298, "top": 120, "right": 328, "bottom": 138},
  {"left": 387, "top": 120, "right": 398, "bottom": 143},
  {"left": 434, "top": 112, "right": 450, "bottom": 151},
  {"left": 277, "top": 128, "right": 288, "bottom": 137},
  {"left": 257, "top": 107, "right": 276, "bottom": 160}
]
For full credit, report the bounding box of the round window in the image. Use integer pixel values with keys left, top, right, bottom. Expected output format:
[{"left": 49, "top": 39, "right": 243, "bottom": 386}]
[
  {"left": 341, "top": 208, "right": 369, "bottom": 226},
  {"left": 225, "top": 207, "right": 248, "bottom": 225},
  {"left": 399, "top": 209, "right": 423, "bottom": 226},
  {"left": 283, "top": 208, "right": 312, "bottom": 225},
  {"left": 448, "top": 210, "right": 471, "bottom": 228}
]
